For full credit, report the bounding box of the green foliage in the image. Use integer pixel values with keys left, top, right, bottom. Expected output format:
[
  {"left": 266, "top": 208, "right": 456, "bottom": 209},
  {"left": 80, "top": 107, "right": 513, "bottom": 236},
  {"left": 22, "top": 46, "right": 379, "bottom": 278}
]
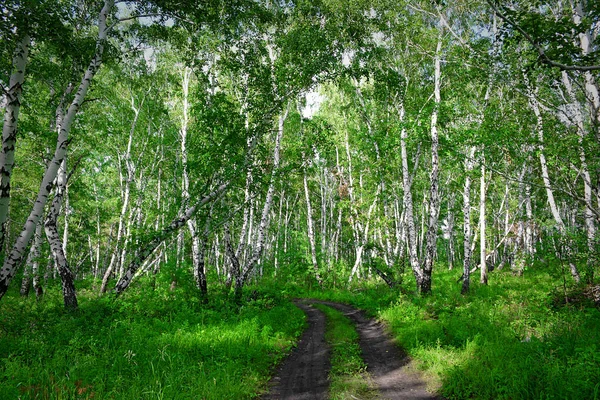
[{"left": 0, "top": 284, "right": 304, "bottom": 399}]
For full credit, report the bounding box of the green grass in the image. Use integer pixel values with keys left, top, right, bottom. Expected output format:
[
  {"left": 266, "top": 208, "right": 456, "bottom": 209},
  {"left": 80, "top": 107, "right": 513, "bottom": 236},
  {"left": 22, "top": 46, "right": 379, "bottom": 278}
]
[
  {"left": 0, "top": 280, "right": 305, "bottom": 399},
  {"left": 293, "top": 267, "right": 600, "bottom": 400},
  {"left": 311, "top": 303, "right": 377, "bottom": 400}
]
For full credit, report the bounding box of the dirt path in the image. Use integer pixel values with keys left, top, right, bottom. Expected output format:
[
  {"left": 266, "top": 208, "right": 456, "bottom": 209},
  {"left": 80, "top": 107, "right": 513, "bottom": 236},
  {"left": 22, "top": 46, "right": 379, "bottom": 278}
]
[
  {"left": 316, "top": 300, "right": 439, "bottom": 400},
  {"left": 262, "top": 301, "right": 331, "bottom": 400},
  {"left": 263, "top": 299, "right": 439, "bottom": 400}
]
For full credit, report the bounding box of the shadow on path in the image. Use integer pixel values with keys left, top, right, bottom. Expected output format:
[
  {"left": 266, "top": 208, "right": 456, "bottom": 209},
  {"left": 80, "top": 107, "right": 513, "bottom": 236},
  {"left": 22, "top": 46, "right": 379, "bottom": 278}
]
[
  {"left": 314, "top": 300, "right": 440, "bottom": 400},
  {"left": 262, "top": 301, "right": 330, "bottom": 400}
]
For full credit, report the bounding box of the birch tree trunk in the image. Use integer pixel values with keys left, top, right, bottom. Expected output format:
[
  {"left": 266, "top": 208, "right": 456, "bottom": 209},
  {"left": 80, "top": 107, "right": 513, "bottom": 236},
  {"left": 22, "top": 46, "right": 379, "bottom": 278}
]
[
  {"left": 45, "top": 159, "right": 77, "bottom": 310},
  {"left": 101, "top": 95, "right": 140, "bottom": 293},
  {"left": 462, "top": 146, "right": 476, "bottom": 294},
  {"left": 303, "top": 166, "right": 323, "bottom": 285},
  {"left": 561, "top": 71, "right": 596, "bottom": 273},
  {"left": 479, "top": 160, "right": 488, "bottom": 285},
  {"left": 399, "top": 101, "right": 422, "bottom": 290},
  {"left": 527, "top": 81, "right": 582, "bottom": 283},
  {"left": 0, "top": 0, "right": 114, "bottom": 301},
  {"left": 114, "top": 182, "right": 229, "bottom": 295},
  {"left": 420, "top": 20, "right": 444, "bottom": 294},
  {"left": 0, "top": 33, "right": 31, "bottom": 252},
  {"left": 232, "top": 107, "right": 288, "bottom": 302}
]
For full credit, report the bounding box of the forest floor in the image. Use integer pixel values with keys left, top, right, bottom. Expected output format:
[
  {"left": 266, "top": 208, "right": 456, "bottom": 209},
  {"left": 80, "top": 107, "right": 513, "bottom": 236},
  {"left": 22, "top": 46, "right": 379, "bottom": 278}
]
[{"left": 263, "top": 299, "right": 439, "bottom": 400}]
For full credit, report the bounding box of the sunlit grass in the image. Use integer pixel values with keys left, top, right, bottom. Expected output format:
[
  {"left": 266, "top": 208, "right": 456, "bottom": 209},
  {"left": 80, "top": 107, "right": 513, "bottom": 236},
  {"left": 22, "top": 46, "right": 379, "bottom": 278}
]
[
  {"left": 291, "top": 266, "right": 600, "bottom": 400},
  {"left": 0, "top": 280, "right": 304, "bottom": 399}
]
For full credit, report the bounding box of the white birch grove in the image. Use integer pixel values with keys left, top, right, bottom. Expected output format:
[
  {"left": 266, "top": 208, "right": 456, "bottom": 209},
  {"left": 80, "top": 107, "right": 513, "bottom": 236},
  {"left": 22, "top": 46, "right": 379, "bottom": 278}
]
[
  {"left": 526, "top": 79, "right": 582, "bottom": 283},
  {"left": 0, "top": 0, "right": 114, "bottom": 301},
  {"left": 231, "top": 107, "right": 288, "bottom": 301}
]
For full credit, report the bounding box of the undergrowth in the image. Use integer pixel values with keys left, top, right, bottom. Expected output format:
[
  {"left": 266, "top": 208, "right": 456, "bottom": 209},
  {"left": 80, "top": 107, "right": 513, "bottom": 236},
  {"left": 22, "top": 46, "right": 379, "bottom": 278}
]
[
  {"left": 311, "top": 303, "right": 377, "bottom": 400},
  {"left": 0, "top": 280, "right": 304, "bottom": 399},
  {"left": 293, "top": 267, "right": 600, "bottom": 400}
]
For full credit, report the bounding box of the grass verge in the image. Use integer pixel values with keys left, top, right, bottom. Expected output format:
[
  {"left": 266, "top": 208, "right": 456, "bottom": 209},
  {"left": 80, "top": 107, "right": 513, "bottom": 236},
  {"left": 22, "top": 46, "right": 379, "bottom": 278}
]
[
  {"left": 311, "top": 303, "right": 378, "bottom": 400},
  {"left": 0, "top": 281, "right": 305, "bottom": 399}
]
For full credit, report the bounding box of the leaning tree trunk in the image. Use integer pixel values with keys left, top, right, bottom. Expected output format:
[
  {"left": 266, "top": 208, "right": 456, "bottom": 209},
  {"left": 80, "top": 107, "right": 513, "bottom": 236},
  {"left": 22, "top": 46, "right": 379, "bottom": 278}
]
[
  {"left": 45, "top": 159, "right": 77, "bottom": 310},
  {"left": 527, "top": 82, "right": 582, "bottom": 283},
  {"left": 233, "top": 107, "right": 288, "bottom": 302},
  {"left": 114, "top": 182, "right": 229, "bottom": 295},
  {"left": 0, "top": 0, "right": 114, "bottom": 301},
  {"left": 0, "top": 33, "right": 30, "bottom": 252}
]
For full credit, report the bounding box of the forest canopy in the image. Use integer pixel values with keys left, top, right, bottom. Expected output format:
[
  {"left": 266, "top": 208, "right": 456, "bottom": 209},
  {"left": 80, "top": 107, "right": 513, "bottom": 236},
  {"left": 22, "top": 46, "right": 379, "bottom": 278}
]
[{"left": 0, "top": 0, "right": 598, "bottom": 306}]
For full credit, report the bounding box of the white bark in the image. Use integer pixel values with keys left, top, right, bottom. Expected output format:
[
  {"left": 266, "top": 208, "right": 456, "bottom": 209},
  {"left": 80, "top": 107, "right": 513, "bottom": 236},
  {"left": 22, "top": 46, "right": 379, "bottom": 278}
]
[
  {"left": 421, "top": 23, "right": 443, "bottom": 294},
  {"left": 561, "top": 71, "right": 596, "bottom": 256},
  {"left": 101, "top": 95, "right": 141, "bottom": 293},
  {"left": 527, "top": 80, "right": 581, "bottom": 283},
  {"left": 462, "top": 146, "right": 476, "bottom": 294},
  {"left": 0, "top": 34, "right": 31, "bottom": 250},
  {"left": 114, "top": 182, "right": 229, "bottom": 295},
  {"left": 231, "top": 107, "right": 288, "bottom": 300},
  {"left": 303, "top": 166, "right": 323, "bottom": 285},
  {"left": 45, "top": 158, "right": 77, "bottom": 309},
  {"left": 479, "top": 160, "right": 487, "bottom": 285},
  {"left": 399, "top": 102, "right": 422, "bottom": 287},
  {"left": 0, "top": 0, "right": 114, "bottom": 300}
]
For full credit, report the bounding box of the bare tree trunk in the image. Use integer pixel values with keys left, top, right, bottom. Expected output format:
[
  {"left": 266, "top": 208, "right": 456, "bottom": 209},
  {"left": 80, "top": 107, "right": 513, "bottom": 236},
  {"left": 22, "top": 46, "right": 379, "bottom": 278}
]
[
  {"left": 0, "top": 33, "right": 31, "bottom": 251},
  {"left": 462, "top": 147, "right": 476, "bottom": 294},
  {"left": 303, "top": 167, "right": 323, "bottom": 285},
  {"left": 420, "top": 19, "right": 444, "bottom": 294},
  {"left": 399, "top": 101, "right": 422, "bottom": 290},
  {"left": 232, "top": 107, "right": 288, "bottom": 302},
  {"left": 101, "top": 96, "right": 141, "bottom": 293},
  {"left": 45, "top": 159, "right": 77, "bottom": 310},
  {"left": 561, "top": 71, "right": 596, "bottom": 277},
  {"left": 446, "top": 193, "right": 456, "bottom": 270},
  {"left": 527, "top": 82, "right": 581, "bottom": 283},
  {"left": 114, "top": 182, "right": 229, "bottom": 295},
  {"left": 31, "top": 222, "right": 44, "bottom": 299},
  {"left": 479, "top": 160, "right": 488, "bottom": 285}
]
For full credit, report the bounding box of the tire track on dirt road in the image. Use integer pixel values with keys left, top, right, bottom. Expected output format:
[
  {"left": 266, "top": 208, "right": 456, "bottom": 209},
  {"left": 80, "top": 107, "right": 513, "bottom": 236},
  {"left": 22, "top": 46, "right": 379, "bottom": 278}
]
[{"left": 263, "top": 299, "right": 439, "bottom": 400}]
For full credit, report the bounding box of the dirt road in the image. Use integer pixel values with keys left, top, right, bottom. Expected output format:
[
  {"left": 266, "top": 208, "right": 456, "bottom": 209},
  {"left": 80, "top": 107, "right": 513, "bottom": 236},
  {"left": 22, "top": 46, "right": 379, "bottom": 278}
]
[{"left": 263, "top": 300, "right": 439, "bottom": 400}]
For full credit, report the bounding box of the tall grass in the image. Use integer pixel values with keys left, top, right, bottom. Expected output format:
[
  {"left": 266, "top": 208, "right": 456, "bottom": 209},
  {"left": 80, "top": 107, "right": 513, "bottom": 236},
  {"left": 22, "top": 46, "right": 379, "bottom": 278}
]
[{"left": 0, "top": 280, "right": 304, "bottom": 399}]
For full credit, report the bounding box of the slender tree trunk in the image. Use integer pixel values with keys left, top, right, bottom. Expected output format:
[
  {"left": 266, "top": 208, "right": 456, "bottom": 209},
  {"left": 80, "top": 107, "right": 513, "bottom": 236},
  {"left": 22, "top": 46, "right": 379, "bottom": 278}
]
[
  {"left": 0, "top": 34, "right": 31, "bottom": 251},
  {"left": 45, "top": 159, "right": 77, "bottom": 310},
  {"left": 0, "top": 0, "right": 114, "bottom": 301},
  {"left": 562, "top": 71, "right": 596, "bottom": 277},
  {"left": 420, "top": 20, "right": 444, "bottom": 294},
  {"left": 31, "top": 222, "right": 44, "bottom": 299},
  {"left": 233, "top": 107, "right": 288, "bottom": 302},
  {"left": 462, "top": 147, "right": 476, "bottom": 294},
  {"left": 479, "top": 160, "right": 488, "bottom": 285},
  {"left": 399, "top": 101, "right": 422, "bottom": 290},
  {"left": 303, "top": 167, "right": 323, "bottom": 285},
  {"left": 527, "top": 81, "right": 581, "bottom": 283},
  {"left": 114, "top": 182, "right": 229, "bottom": 295}
]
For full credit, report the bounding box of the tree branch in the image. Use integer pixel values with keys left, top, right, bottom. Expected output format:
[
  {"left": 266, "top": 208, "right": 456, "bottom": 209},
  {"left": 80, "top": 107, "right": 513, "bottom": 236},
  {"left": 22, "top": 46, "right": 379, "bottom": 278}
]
[{"left": 486, "top": 0, "right": 600, "bottom": 71}]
